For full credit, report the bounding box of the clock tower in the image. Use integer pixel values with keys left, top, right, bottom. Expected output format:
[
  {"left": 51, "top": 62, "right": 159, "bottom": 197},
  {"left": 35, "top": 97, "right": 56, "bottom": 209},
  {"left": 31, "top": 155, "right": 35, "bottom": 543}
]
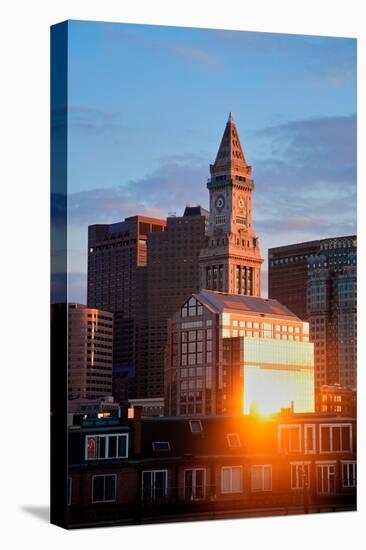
[{"left": 199, "top": 112, "right": 263, "bottom": 295}]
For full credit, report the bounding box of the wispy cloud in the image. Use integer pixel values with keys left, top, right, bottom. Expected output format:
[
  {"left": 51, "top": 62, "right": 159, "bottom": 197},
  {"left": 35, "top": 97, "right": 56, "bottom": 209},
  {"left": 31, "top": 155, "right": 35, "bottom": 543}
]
[
  {"left": 67, "top": 114, "right": 356, "bottom": 301},
  {"left": 252, "top": 114, "right": 356, "bottom": 247},
  {"left": 68, "top": 152, "right": 209, "bottom": 227},
  {"left": 102, "top": 24, "right": 220, "bottom": 68},
  {"left": 67, "top": 103, "right": 125, "bottom": 136}
]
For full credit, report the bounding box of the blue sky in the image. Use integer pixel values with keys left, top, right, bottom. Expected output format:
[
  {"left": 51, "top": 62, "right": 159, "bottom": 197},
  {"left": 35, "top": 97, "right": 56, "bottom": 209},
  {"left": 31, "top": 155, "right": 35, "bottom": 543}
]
[{"left": 64, "top": 20, "right": 356, "bottom": 302}]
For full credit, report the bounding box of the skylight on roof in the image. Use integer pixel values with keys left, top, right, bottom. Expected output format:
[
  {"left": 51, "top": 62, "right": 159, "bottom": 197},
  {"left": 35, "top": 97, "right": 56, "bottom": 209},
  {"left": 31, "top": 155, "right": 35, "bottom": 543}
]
[
  {"left": 152, "top": 441, "right": 171, "bottom": 452},
  {"left": 189, "top": 419, "right": 203, "bottom": 433},
  {"left": 227, "top": 433, "right": 241, "bottom": 448}
]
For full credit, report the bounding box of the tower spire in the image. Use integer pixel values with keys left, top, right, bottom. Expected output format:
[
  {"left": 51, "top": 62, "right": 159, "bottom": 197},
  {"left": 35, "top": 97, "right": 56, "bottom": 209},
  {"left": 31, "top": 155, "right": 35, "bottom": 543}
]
[
  {"left": 210, "top": 112, "right": 252, "bottom": 181},
  {"left": 199, "top": 113, "right": 263, "bottom": 297}
]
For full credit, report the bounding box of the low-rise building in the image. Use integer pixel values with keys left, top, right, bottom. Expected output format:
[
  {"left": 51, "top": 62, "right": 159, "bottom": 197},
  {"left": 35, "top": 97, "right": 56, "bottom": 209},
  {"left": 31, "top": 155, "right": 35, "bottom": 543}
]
[
  {"left": 316, "top": 384, "right": 356, "bottom": 417},
  {"left": 67, "top": 412, "right": 356, "bottom": 527}
]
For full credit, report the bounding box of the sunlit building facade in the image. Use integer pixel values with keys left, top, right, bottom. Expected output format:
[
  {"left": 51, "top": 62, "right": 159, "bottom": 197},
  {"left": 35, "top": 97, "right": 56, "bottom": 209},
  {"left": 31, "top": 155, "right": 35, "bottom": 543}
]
[
  {"left": 199, "top": 112, "right": 263, "bottom": 296},
  {"left": 68, "top": 304, "right": 114, "bottom": 400},
  {"left": 165, "top": 290, "right": 315, "bottom": 416}
]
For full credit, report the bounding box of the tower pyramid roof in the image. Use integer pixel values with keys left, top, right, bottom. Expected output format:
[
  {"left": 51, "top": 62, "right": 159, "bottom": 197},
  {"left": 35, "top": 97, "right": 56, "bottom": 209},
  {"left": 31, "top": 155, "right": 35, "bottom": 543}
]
[{"left": 210, "top": 112, "right": 252, "bottom": 179}]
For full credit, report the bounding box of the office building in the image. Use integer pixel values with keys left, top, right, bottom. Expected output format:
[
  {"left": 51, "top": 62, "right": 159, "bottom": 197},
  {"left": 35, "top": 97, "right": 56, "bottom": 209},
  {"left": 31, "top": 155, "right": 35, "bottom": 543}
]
[
  {"left": 269, "top": 236, "right": 357, "bottom": 389},
  {"left": 144, "top": 206, "right": 208, "bottom": 397},
  {"left": 268, "top": 240, "right": 319, "bottom": 320},
  {"left": 165, "top": 289, "right": 314, "bottom": 417},
  {"left": 87, "top": 215, "right": 166, "bottom": 396},
  {"left": 68, "top": 303, "right": 114, "bottom": 400}
]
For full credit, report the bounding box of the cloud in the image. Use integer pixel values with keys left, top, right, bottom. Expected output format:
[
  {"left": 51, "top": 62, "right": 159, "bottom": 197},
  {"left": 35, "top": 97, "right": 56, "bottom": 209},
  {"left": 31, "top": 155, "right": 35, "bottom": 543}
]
[
  {"left": 66, "top": 114, "right": 356, "bottom": 302},
  {"left": 68, "top": 152, "right": 209, "bottom": 227},
  {"left": 251, "top": 114, "right": 356, "bottom": 248},
  {"left": 102, "top": 24, "right": 219, "bottom": 68},
  {"left": 52, "top": 103, "right": 126, "bottom": 141}
]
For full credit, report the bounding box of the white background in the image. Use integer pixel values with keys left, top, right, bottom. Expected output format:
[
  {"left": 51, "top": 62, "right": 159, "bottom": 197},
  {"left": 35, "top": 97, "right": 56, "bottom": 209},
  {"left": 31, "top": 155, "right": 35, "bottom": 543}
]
[{"left": 1, "top": 0, "right": 365, "bottom": 548}]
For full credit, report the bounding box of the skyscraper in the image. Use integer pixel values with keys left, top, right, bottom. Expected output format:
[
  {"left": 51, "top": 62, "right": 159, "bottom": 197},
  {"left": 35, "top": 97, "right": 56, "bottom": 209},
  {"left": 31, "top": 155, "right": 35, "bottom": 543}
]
[
  {"left": 268, "top": 240, "right": 320, "bottom": 320},
  {"left": 269, "top": 236, "right": 357, "bottom": 389},
  {"left": 87, "top": 215, "right": 166, "bottom": 396},
  {"left": 144, "top": 206, "right": 208, "bottom": 397},
  {"left": 199, "top": 112, "right": 263, "bottom": 295}
]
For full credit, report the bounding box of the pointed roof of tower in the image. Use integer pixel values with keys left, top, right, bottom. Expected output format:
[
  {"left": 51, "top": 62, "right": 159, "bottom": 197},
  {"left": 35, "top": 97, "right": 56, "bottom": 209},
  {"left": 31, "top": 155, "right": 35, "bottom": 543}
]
[{"left": 210, "top": 112, "right": 252, "bottom": 179}]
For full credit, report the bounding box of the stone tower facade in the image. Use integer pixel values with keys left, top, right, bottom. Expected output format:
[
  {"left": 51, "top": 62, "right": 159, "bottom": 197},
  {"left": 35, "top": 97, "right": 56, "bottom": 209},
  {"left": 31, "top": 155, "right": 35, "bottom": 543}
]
[{"left": 199, "top": 112, "right": 263, "bottom": 296}]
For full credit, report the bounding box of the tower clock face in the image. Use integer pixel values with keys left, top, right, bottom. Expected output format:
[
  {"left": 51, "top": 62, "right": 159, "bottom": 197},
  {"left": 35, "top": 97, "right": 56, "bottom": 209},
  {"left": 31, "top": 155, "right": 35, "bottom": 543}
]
[
  {"left": 238, "top": 196, "right": 245, "bottom": 210},
  {"left": 215, "top": 195, "right": 225, "bottom": 210}
]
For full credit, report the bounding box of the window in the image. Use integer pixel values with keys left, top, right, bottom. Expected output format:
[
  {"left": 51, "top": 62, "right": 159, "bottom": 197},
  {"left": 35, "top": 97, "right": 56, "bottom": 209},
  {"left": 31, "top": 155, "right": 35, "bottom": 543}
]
[
  {"left": 221, "top": 466, "right": 242, "bottom": 493},
  {"left": 142, "top": 470, "right": 167, "bottom": 503},
  {"left": 184, "top": 469, "right": 206, "bottom": 501},
  {"left": 92, "top": 474, "right": 116, "bottom": 503},
  {"left": 152, "top": 441, "right": 171, "bottom": 452},
  {"left": 319, "top": 424, "right": 352, "bottom": 453},
  {"left": 316, "top": 464, "right": 336, "bottom": 494},
  {"left": 85, "top": 434, "right": 128, "bottom": 460},
  {"left": 189, "top": 419, "right": 203, "bottom": 433},
  {"left": 182, "top": 297, "right": 204, "bottom": 318},
  {"left": 278, "top": 425, "right": 301, "bottom": 453},
  {"left": 290, "top": 463, "right": 311, "bottom": 490},
  {"left": 251, "top": 465, "right": 272, "bottom": 492},
  {"left": 215, "top": 215, "right": 226, "bottom": 225},
  {"left": 305, "top": 424, "right": 316, "bottom": 454},
  {"left": 342, "top": 462, "right": 356, "bottom": 488},
  {"left": 67, "top": 477, "right": 72, "bottom": 506},
  {"left": 227, "top": 433, "right": 241, "bottom": 448}
]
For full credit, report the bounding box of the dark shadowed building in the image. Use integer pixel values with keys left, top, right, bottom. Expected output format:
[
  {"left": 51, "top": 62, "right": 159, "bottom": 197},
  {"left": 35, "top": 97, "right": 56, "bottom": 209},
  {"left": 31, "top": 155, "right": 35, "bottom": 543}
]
[
  {"left": 87, "top": 215, "right": 166, "bottom": 397},
  {"left": 145, "top": 207, "right": 208, "bottom": 398}
]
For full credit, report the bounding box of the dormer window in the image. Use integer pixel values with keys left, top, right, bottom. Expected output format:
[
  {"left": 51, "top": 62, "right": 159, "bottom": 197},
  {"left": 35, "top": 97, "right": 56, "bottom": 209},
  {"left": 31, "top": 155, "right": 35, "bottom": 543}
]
[{"left": 85, "top": 434, "right": 128, "bottom": 460}]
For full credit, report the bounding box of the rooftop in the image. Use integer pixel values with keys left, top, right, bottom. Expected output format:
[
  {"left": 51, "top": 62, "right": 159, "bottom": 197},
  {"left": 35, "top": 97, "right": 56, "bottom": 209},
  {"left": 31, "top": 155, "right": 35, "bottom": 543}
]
[{"left": 196, "top": 289, "right": 300, "bottom": 320}]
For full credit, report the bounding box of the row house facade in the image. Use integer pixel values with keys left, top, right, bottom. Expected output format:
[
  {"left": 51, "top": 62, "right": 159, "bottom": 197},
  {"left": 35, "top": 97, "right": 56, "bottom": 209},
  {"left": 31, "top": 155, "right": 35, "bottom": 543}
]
[{"left": 67, "top": 411, "right": 356, "bottom": 527}]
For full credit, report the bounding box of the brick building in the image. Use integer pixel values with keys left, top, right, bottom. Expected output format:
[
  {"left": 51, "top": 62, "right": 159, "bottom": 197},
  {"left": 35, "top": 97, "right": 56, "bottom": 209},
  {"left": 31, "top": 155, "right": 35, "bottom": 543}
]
[
  {"left": 316, "top": 384, "right": 356, "bottom": 417},
  {"left": 67, "top": 412, "right": 356, "bottom": 527}
]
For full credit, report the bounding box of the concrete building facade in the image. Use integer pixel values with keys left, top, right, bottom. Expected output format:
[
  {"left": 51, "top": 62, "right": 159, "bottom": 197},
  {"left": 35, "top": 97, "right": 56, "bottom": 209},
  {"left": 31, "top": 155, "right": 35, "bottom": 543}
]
[
  {"left": 68, "top": 304, "right": 114, "bottom": 400},
  {"left": 164, "top": 290, "right": 314, "bottom": 417}
]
